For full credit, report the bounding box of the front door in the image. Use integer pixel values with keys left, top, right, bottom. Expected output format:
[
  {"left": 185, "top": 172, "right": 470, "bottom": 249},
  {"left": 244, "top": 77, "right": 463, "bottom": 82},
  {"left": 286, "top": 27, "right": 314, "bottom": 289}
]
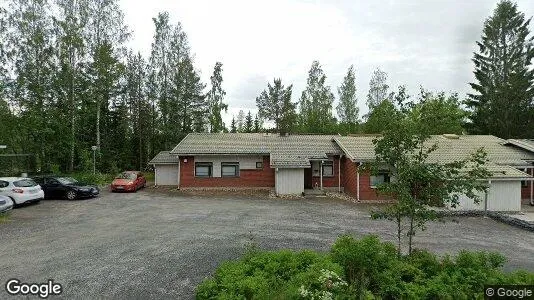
[{"left": 304, "top": 168, "right": 312, "bottom": 189}]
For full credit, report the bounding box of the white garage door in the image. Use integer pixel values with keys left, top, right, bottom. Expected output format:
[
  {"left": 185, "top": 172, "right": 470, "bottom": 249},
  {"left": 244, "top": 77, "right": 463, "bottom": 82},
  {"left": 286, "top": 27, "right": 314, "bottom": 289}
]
[
  {"left": 451, "top": 181, "right": 521, "bottom": 211},
  {"left": 275, "top": 168, "right": 304, "bottom": 195},
  {"left": 155, "top": 164, "right": 179, "bottom": 186}
]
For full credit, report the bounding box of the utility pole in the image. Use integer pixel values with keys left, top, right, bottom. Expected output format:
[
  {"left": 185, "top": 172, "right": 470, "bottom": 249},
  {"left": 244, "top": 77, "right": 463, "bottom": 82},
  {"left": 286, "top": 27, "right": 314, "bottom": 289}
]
[{"left": 91, "top": 146, "right": 98, "bottom": 175}]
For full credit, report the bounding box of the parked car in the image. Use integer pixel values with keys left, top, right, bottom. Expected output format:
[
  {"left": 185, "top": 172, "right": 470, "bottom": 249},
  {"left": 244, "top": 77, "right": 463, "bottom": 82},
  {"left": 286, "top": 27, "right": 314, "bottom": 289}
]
[
  {"left": 0, "top": 195, "right": 14, "bottom": 213},
  {"left": 111, "top": 171, "right": 146, "bottom": 192},
  {"left": 32, "top": 176, "right": 100, "bottom": 200},
  {"left": 0, "top": 177, "right": 44, "bottom": 206}
]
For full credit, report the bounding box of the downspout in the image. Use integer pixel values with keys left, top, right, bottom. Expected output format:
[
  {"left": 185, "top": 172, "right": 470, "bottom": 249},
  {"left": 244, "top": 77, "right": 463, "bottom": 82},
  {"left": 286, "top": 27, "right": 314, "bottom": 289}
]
[
  {"left": 154, "top": 165, "right": 157, "bottom": 187},
  {"left": 356, "top": 162, "right": 361, "bottom": 202},
  {"left": 530, "top": 167, "right": 533, "bottom": 205},
  {"left": 320, "top": 160, "right": 323, "bottom": 190},
  {"left": 338, "top": 155, "right": 341, "bottom": 193},
  {"left": 178, "top": 159, "right": 181, "bottom": 189},
  {"left": 484, "top": 179, "right": 491, "bottom": 217}
]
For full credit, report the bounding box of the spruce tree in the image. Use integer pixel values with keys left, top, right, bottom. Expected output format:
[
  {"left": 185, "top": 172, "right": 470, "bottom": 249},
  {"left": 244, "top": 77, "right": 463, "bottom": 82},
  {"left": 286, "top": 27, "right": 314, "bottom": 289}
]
[
  {"left": 336, "top": 65, "right": 359, "bottom": 133},
  {"left": 467, "top": 0, "right": 534, "bottom": 138},
  {"left": 253, "top": 114, "right": 261, "bottom": 133},
  {"left": 230, "top": 117, "right": 237, "bottom": 133},
  {"left": 299, "top": 61, "right": 335, "bottom": 133},
  {"left": 244, "top": 111, "right": 253, "bottom": 133},
  {"left": 256, "top": 78, "right": 296, "bottom": 133}
]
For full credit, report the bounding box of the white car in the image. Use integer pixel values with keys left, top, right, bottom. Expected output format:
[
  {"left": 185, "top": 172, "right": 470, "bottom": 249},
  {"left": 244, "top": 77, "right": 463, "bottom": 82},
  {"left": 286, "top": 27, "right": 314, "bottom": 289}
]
[
  {"left": 0, "top": 177, "right": 44, "bottom": 206},
  {"left": 0, "top": 195, "right": 13, "bottom": 213}
]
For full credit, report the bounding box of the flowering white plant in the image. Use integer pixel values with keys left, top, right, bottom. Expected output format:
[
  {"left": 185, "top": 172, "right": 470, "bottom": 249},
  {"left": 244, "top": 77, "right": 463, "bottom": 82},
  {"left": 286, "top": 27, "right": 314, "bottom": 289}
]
[{"left": 299, "top": 269, "right": 348, "bottom": 299}]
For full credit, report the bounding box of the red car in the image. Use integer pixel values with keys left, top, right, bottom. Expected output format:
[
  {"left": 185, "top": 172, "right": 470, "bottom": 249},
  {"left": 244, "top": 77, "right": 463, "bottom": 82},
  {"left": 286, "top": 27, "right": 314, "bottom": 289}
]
[{"left": 111, "top": 171, "right": 147, "bottom": 192}]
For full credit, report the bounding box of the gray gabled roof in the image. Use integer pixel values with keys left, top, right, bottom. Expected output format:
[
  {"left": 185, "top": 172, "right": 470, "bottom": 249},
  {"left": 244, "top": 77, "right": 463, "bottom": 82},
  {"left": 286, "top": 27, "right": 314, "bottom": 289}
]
[
  {"left": 148, "top": 151, "right": 180, "bottom": 165},
  {"left": 504, "top": 139, "right": 534, "bottom": 154},
  {"left": 170, "top": 133, "right": 341, "bottom": 168},
  {"left": 334, "top": 135, "right": 534, "bottom": 166}
]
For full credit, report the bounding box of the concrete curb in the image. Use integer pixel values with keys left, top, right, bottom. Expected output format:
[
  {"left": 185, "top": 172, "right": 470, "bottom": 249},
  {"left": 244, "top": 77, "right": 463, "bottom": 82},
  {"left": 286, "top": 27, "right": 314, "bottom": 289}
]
[{"left": 436, "top": 210, "right": 534, "bottom": 232}]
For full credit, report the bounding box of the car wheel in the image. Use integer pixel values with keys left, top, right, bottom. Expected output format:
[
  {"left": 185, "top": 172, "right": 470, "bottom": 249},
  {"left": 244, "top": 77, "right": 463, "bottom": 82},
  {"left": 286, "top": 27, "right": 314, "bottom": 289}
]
[{"left": 66, "top": 190, "right": 77, "bottom": 200}]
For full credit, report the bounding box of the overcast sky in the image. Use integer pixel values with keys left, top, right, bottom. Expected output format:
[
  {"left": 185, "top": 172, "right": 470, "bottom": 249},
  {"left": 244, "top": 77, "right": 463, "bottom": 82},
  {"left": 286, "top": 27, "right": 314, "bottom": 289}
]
[{"left": 120, "top": 0, "right": 534, "bottom": 125}]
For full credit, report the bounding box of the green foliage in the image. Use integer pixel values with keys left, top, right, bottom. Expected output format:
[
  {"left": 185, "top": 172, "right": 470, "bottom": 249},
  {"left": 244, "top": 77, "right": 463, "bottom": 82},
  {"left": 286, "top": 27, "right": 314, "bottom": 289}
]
[
  {"left": 0, "top": 211, "right": 10, "bottom": 223},
  {"left": 409, "top": 90, "right": 467, "bottom": 135},
  {"left": 230, "top": 117, "right": 237, "bottom": 133},
  {"left": 256, "top": 78, "right": 297, "bottom": 134},
  {"left": 364, "top": 100, "right": 401, "bottom": 133},
  {"left": 299, "top": 61, "right": 337, "bottom": 134},
  {"left": 67, "top": 172, "right": 115, "bottom": 185},
  {"left": 330, "top": 235, "right": 397, "bottom": 297},
  {"left": 207, "top": 62, "right": 227, "bottom": 133},
  {"left": 336, "top": 65, "right": 359, "bottom": 134},
  {"left": 196, "top": 249, "right": 344, "bottom": 299},
  {"left": 366, "top": 68, "right": 390, "bottom": 110},
  {"left": 197, "top": 235, "right": 534, "bottom": 299},
  {"left": 243, "top": 111, "right": 254, "bottom": 133},
  {"left": 370, "top": 116, "right": 491, "bottom": 254},
  {"left": 466, "top": 0, "right": 534, "bottom": 138}
]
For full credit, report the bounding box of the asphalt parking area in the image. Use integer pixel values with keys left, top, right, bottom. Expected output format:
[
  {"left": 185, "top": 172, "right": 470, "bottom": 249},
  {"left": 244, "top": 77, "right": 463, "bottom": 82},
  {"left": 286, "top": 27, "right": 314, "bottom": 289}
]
[{"left": 1, "top": 189, "right": 534, "bottom": 299}]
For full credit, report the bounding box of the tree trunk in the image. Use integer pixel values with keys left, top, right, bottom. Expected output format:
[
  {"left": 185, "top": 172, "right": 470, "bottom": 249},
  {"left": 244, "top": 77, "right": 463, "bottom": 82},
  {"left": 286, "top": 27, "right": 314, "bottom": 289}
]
[
  {"left": 396, "top": 213, "right": 402, "bottom": 258},
  {"left": 96, "top": 97, "right": 101, "bottom": 149},
  {"left": 408, "top": 205, "right": 415, "bottom": 255}
]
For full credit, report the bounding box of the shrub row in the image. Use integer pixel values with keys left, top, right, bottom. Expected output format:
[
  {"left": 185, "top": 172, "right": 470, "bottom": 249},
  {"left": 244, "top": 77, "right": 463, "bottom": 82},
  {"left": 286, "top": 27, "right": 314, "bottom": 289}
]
[{"left": 196, "top": 235, "right": 534, "bottom": 299}]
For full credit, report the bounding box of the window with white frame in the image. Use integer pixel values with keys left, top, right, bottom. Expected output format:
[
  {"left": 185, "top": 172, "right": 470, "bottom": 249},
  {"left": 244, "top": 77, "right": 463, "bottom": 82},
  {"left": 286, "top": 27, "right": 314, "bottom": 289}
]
[
  {"left": 322, "top": 161, "right": 334, "bottom": 177},
  {"left": 195, "top": 162, "right": 213, "bottom": 177},
  {"left": 312, "top": 160, "right": 334, "bottom": 177},
  {"left": 370, "top": 171, "right": 391, "bottom": 188},
  {"left": 221, "top": 162, "right": 239, "bottom": 177}
]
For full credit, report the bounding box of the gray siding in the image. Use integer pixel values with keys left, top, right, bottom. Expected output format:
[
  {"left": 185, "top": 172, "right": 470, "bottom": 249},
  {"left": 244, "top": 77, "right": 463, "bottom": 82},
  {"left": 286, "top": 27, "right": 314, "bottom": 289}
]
[
  {"left": 450, "top": 181, "right": 521, "bottom": 211},
  {"left": 275, "top": 169, "right": 304, "bottom": 195}
]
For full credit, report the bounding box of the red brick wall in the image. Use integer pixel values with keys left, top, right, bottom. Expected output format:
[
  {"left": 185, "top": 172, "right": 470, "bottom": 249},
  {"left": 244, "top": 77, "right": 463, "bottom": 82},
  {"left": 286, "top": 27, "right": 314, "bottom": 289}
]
[
  {"left": 310, "top": 156, "right": 342, "bottom": 188},
  {"left": 341, "top": 158, "right": 389, "bottom": 201},
  {"left": 179, "top": 156, "right": 275, "bottom": 188}
]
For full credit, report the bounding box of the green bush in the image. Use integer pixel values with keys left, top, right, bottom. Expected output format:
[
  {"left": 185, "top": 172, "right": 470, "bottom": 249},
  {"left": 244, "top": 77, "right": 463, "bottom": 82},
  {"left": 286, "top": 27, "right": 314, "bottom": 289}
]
[
  {"left": 68, "top": 173, "right": 115, "bottom": 185},
  {"left": 197, "top": 235, "right": 534, "bottom": 299},
  {"left": 196, "top": 250, "right": 347, "bottom": 299}
]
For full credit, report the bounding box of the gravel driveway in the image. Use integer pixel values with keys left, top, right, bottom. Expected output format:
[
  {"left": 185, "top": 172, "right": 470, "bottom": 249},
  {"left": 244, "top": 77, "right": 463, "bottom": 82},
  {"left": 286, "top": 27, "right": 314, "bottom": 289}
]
[{"left": 1, "top": 189, "right": 534, "bottom": 299}]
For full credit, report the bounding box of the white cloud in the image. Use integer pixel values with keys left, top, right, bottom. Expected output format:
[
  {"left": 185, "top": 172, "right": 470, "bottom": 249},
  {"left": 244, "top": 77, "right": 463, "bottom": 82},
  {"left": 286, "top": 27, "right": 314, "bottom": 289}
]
[{"left": 120, "top": 0, "right": 534, "bottom": 124}]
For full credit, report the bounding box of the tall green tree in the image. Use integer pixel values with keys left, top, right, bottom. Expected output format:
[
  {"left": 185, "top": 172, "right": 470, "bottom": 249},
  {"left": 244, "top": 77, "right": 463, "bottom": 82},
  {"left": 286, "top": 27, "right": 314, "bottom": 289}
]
[
  {"left": 85, "top": 0, "right": 129, "bottom": 153},
  {"left": 336, "top": 65, "right": 359, "bottom": 134},
  {"left": 52, "top": 0, "right": 90, "bottom": 172},
  {"left": 364, "top": 100, "right": 400, "bottom": 134},
  {"left": 230, "top": 116, "right": 237, "bottom": 133},
  {"left": 8, "top": 0, "right": 56, "bottom": 170},
  {"left": 370, "top": 118, "right": 490, "bottom": 255},
  {"left": 466, "top": 0, "right": 534, "bottom": 138},
  {"left": 299, "top": 61, "right": 336, "bottom": 133},
  {"left": 207, "top": 62, "right": 227, "bottom": 133},
  {"left": 256, "top": 78, "right": 296, "bottom": 133},
  {"left": 125, "top": 52, "right": 151, "bottom": 170},
  {"left": 244, "top": 111, "right": 253, "bottom": 133},
  {"left": 366, "top": 68, "right": 389, "bottom": 111},
  {"left": 410, "top": 90, "right": 467, "bottom": 135},
  {"left": 253, "top": 114, "right": 261, "bottom": 133}
]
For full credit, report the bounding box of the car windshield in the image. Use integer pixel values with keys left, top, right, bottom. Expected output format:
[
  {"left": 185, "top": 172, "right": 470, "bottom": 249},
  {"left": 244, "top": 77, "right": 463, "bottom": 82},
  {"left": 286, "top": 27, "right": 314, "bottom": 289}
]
[
  {"left": 13, "top": 179, "right": 38, "bottom": 187},
  {"left": 116, "top": 172, "right": 136, "bottom": 180},
  {"left": 57, "top": 177, "right": 78, "bottom": 185}
]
